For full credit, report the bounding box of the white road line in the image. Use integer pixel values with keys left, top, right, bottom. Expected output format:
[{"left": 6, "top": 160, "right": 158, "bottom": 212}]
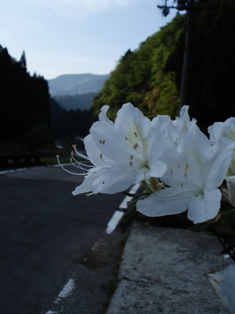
[
  {"left": 55, "top": 278, "right": 75, "bottom": 303},
  {"left": 106, "top": 183, "right": 140, "bottom": 234},
  {"left": 106, "top": 211, "right": 125, "bottom": 234},
  {"left": 119, "top": 183, "right": 140, "bottom": 209},
  {"left": 44, "top": 278, "right": 75, "bottom": 314},
  {"left": 0, "top": 163, "right": 71, "bottom": 175}
]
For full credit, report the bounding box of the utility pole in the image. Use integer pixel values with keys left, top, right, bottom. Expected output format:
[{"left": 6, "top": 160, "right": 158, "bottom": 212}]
[{"left": 157, "top": 0, "right": 195, "bottom": 109}]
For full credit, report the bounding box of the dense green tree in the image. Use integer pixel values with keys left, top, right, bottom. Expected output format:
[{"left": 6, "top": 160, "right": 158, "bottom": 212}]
[
  {"left": 91, "top": 13, "right": 185, "bottom": 121},
  {"left": 92, "top": 0, "right": 235, "bottom": 134}
]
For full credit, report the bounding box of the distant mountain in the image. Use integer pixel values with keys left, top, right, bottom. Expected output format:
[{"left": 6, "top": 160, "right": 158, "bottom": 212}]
[
  {"left": 48, "top": 73, "right": 109, "bottom": 97},
  {"left": 54, "top": 93, "right": 96, "bottom": 111}
]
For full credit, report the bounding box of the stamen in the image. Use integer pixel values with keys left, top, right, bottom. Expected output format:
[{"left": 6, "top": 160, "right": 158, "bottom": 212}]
[
  {"left": 72, "top": 146, "right": 89, "bottom": 160},
  {"left": 70, "top": 152, "right": 93, "bottom": 170},
  {"left": 143, "top": 172, "right": 155, "bottom": 193},
  {"left": 70, "top": 160, "right": 90, "bottom": 171},
  {"left": 56, "top": 155, "right": 87, "bottom": 176}
]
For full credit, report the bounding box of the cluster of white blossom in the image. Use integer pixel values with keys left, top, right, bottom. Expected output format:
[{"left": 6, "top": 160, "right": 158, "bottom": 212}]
[
  {"left": 58, "top": 103, "right": 235, "bottom": 312},
  {"left": 66, "top": 103, "right": 235, "bottom": 225}
]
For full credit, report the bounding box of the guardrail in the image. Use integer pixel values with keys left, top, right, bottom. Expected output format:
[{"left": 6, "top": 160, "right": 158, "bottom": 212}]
[{"left": 0, "top": 154, "right": 43, "bottom": 169}]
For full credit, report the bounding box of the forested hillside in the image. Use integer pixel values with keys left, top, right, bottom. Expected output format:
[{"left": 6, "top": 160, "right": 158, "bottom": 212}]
[
  {"left": 92, "top": 0, "right": 235, "bottom": 134},
  {"left": 50, "top": 98, "right": 91, "bottom": 140},
  {"left": 92, "top": 12, "right": 184, "bottom": 121},
  {"left": 0, "top": 47, "right": 53, "bottom": 149},
  {"left": 54, "top": 93, "right": 96, "bottom": 110},
  {"left": 0, "top": 47, "right": 94, "bottom": 150}
]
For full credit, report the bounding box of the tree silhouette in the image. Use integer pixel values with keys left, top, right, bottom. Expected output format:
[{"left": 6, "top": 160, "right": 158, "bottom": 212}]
[
  {"left": 0, "top": 47, "right": 53, "bottom": 149},
  {"left": 19, "top": 50, "right": 27, "bottom": 69}
]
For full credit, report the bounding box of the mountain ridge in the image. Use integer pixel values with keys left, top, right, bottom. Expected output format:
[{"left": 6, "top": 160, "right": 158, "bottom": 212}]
[{"left": 48, "top": 73, "right": 109, "bottom": 97}]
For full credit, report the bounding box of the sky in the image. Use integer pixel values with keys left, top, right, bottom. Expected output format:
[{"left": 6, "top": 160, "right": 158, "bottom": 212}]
[{"left": 0, "top": 0, "right": 177, "bottom": 80}]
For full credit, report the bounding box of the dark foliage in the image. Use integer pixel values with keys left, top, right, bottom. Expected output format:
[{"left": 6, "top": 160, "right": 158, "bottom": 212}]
[
  {"left": 187, "top": 0, "right": 235, "bottom": 133},
  {"left": 50, "top": 98, "right": 91, "bottom": 139},
  {"left": 0, "top": 47, "right": 53, "bottom": 149}
]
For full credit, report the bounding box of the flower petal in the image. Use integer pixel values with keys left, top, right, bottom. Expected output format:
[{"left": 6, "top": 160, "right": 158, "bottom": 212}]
[
  {"left": 173, "top": 105, "right": 197, "bottom": 132},
  {"left": 177, "top": 124, "right": 210, "bottom": 185},
  {"left": 187, "top": 188, "right": 221, "bottom": 223},
  {"left": 84, "top": 134, "right": 114, "bottom": 168},
  {"left": 208, "top": 117, "right": 235, "bottom": 142},
  {"left": 208, "top": 264, "right": 235, "bottom": 314},
  {"left": 90, "top": 121, "right": 132, "bottom": 163},
  {"left": 160, "top": 141, "right": 190, "bottom": 188},
  {"left": 205, "top": 140, "right": 235, "bottom": 189},
  {"left": 136, "top": 188, "right": 193, "bottom": 217},
  {"left": 72, "top": 169, "right": 106, "bottom": 195},
  {"left": 98, "top": 105, "right": 114, "bottom": 125},
  {"left": 92, "top": 163, "right": 137, "bottom": 194},
  {"left": 220, "top": 264, "right": 235, "bottom": 313},
  {"left": 115, "top": 103, "right": 151, "bottom": 140}
]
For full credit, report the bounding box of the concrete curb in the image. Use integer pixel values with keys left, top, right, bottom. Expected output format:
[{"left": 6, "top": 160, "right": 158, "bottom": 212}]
[{"left": 106, "top": 221, "right": 230, "bottom": 314}]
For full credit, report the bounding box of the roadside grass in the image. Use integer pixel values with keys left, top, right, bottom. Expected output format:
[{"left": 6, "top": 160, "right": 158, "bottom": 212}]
[{"left": 40, "top": 156, "right": 70, "bottom": 166}]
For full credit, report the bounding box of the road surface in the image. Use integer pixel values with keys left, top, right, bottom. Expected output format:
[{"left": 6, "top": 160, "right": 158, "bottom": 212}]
[{"left": 0, "top": 166, "right": 128, "bottom": 314}]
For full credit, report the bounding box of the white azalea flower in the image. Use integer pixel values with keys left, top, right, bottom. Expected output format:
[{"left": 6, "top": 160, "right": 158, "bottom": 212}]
[
  {"left": 208, "top": 117, "right": 235, "bottom": 143},
  {"left": 207, "top": 264, "right": 235, "bottom": 314},
  {"left": 72, "top": 103, "right": 167, "bottom": 195},
  {"left": 158, "top": 105, "right": 197, "bottom": 146},
  {"left": 136, "top": 123, "right": 235, "bottom": 224},
  {"left": 208, "top": 118, "right": 235, "bottom": 203},
  {"left": 173, "top": 105, "right": 197, "bottom": 132}
]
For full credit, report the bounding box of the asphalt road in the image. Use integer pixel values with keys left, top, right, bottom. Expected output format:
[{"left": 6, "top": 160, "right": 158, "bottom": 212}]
[{"left": 0, "top": 166, "right": 127, "bottom": 314}]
